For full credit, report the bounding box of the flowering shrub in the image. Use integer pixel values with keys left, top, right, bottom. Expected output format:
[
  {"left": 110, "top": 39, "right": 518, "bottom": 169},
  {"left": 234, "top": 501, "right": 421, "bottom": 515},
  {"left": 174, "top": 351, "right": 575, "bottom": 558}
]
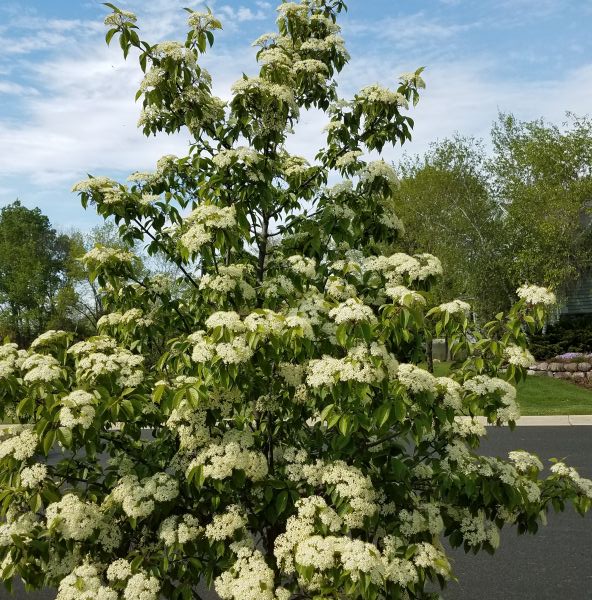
[{"left": 1, "top": 2, "right": 591, "bottom": 599}]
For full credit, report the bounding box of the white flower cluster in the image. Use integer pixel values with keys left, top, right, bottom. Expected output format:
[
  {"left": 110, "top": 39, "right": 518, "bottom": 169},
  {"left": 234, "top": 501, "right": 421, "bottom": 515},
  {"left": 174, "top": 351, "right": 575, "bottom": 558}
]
[
  {"left": 56, "top": 563, "right": 117, "bottom": 600},
  {"left": 452, "top": 416, "right": 486, "bottom": 438},
  {"left": 261, "top": 274, "right": 296, "bottom": 299},
  {"left": 187, "top": 11, "right": 220, "bottom": 31},
  {"left": 285, "top": 460, "right": 378, "bottom": 529},
  {"left": 20, "top": 463, "right": 47, "bottom": 489},
  {"left": 111, "top": 472, "right": 179, "bottom": 519},
  {"left": 154, "top": 40, "right": 188, "bottom": 61},
  {"left": 436, "top": 377, "right": 463, "bottom": 411},
  {"left": 72, "top": 175, "right": 118, "bottom": 195},
  {"left": 328, "top": 298, "right": 377, "bottom": 325},
  {"left": 282, "top": 154, "right": 310, "bottom": 178},
  {"left": 437, "top": 299, "right": 471, "bottom": 315},
  {"left": 97, "top": 308, "right": 153, "bottom": 329},
  {"left": 205, "top": 505, "right": 247, "bottom": 541},
  {"left": 362, "top": 252, "right": 442, "bottom": 283},
  {"left": 216, "top": 547, "right": 289, "bottom": 600},
  {"left": 0, "top": 511, "right": 38, "bottom": 547},
  {"left": 301, "top": 34, "right": 347, "bottom": 57},
  {"left": 550, "top": 462, "right": 592, "bottom": 498},
  {"left": 278, "top": 362, "right": 305, "bottom": 387},
  {"left": 71, "top": 337, "right": 143, "bottom": 388},
  {"left": 139, "top": 66, "right": 166, "bottom": 91},
  {"left": 104, "top": 9, "right": 136, "bottom": 26},
  {"left": 463, "top": 375, "right": 520, "bottom": 423},
  {"left": 274, "top": 496, "right": 343, "bottom": 574},
  {"left": 186, "top": 433, "right": 268, "bottom": 482},
  {"left": 213, "top": 146, "right": 260, "bottom": 169},
  {"left": 516, "top": 284, "right": 556, "bottom": 306},
  {"left": 399, "top": 503, "right": 444, "bottom": 537},
  {"left": 397, "top": 363, "right": 436, "bottom": 394},
  {"left": 0, "top": 343, "right": 27, "bottom": 379},
  {"left": 166, "top": 402, "right": 210, "bottom": 452},
  {"left": 274, "top": 496, "right": 437, "bottom": 591},
  {"left": 504, "top": 344, "right": 535, "bottom": 368},
  {"left": 326, "top": 179, "right": 353, "bottom": 197},
  {"left": 361, "top": 160, "right": 398, "bottom": 184},
  {"left": 159, "top": 513, "right": 203, "bottom": 546},
  {"left": 335, "top": 150, "right": 363, "bottom": 169},
  {"left": 199, "top": 264, "right": 256, "bottom": 300},
  {"left": 258, "top": 46, "right": 292, "bottom": 67},
  {"left": 123, "top": 572, "right": 160, "bottom": 600},
  {"left": 231, "top": 77, "right": 297, "bottom": 112},
  {"left": 206, "top": 311, "right": 246, "bottom": 332},
  {"left": 400, "top": 71, "right": 426, "bottom": 89},
  {"left": 357, "top": 84, "right": 408, "bottom": 108},
  {"left": 21, "top": 352, "right": 62, "bottom": 383},
  {"left": 325, "top": 276, "right": 357, "bottom": 301},
  {"left": 30, "top": 329, "right": 69, "bottom": 349},
  {"left": 385, "top": 285, "right": 425, "bottom": 306},
  {"left": 293, "top": 58, "right": 329, "bottom": 77},
  {"left": 508, "top": 451, "right": 543, "bottom": 473},
  {"left": 106, "top": 559, "right": 132, "bottom": 582},
  {"left": 181, "top": 204, "right": 236, "bottom": 253},
  {"left": 326, "top": 201, "right": 356, "bottom": 222},
  {"left": 283, "top": 314, "right": 315, "bottom": 340},
  {"left": 307, "top": 344, "right": 398, "bottom": 389},
  {"left": 0, "top": 429, "right": 38, "bottom": 461},
  {"left": 286, "top": 254, "right": 317, "bottom": 279},
  {"left": 190, "top": 330, "right": 254, "bottom": 365},
  {"left": 378, "top": 211, "right": 405, "bottom": 232},
  {"left": 46, "top": 494, "right": 102, "bottom": 541},
  {"left": 81, "top": 246, "right": 135, "bottom": 267},
  {"left": 449, "top": 508, "right": 500, "bottom": 548},
  {"left": 59, "top": 390, "right": 96, "bottom": 430}
]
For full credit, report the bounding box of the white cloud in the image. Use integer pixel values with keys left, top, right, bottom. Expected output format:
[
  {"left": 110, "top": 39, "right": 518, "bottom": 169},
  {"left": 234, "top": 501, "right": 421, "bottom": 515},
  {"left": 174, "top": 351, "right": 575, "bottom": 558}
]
[
  {"left": 219, "top": 5, "right": 267, "bottom": 23},
  {"left": 0, "top": 81, "right": 38, "bottom": 96}
]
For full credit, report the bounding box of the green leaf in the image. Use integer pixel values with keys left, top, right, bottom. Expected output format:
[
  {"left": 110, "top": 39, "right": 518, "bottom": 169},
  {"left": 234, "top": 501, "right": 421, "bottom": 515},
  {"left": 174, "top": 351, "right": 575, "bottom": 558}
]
[
  {"left": 374, "top": 402, "right": 391, "bottom": 428},
  {"left": 319, "top": 403, "right": 335, "bottom": 423},
  {"left": 275, "top": 490, "right": 289, "bottom": 515},
  {"left": 394, "top": 397, "right": 407, "bottom": 421},
  {"left": 338, "top": 414, "right": 351, "bottom": 436},
  {"left": 43, "top": 429, "right": 56, "bottom": 455},
  {"left": 105, "top": 28, "right": 118, "bottom": 45}
]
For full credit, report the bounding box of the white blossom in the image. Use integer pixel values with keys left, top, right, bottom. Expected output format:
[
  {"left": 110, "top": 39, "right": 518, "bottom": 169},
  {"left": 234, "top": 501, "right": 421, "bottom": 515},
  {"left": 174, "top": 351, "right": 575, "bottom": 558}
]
[
  {"left": 504, "top": 344, "right": 535, "bottom": 368},
  {"left": 516, "top": 284, "right": 556, "bottom": 306},
  {"left": 20, "top": 464, "right": 47, "bottom": 489}
]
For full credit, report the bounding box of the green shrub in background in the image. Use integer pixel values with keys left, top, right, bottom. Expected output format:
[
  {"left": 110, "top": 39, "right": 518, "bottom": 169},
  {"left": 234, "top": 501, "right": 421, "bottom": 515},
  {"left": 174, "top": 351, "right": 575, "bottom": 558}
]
[{"left": 529, "top": 315, "right": 592, "bottom": 360}]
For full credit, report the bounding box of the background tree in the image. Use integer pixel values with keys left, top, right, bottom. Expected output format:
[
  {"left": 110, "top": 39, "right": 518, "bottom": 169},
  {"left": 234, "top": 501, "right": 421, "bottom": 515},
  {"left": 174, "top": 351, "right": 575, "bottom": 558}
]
[
  {"left": 396, "top": 136, "right": 508, "bottom": 317},
  {"left": 0, "top": 201, "right": 74, "bottom": 345},
  {"left": 489, "top": 112, "right": 592, "bottom": 301}
]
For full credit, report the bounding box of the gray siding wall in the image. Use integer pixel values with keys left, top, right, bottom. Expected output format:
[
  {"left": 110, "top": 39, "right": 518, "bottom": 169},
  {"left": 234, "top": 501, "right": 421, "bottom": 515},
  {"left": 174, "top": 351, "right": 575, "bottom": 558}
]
[{"left": 561, "top": 270, "right": 592, "bottom": 315}]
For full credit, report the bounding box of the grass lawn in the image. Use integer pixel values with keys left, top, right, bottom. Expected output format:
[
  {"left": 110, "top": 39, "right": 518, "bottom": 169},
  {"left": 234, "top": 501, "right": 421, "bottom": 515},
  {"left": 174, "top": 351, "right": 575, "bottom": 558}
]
[{"left": 432, "top": 361, "right": 592, "bottom": 416}]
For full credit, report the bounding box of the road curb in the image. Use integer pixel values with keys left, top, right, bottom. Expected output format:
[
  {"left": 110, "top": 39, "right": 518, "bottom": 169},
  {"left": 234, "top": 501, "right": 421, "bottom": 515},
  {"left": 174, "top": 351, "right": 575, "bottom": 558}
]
[
  {"left": 477, "top": 415, "right": 592, "bottom": 426},
  {"left": 3, "top": 416, "right": 592, "bottom": 436}
]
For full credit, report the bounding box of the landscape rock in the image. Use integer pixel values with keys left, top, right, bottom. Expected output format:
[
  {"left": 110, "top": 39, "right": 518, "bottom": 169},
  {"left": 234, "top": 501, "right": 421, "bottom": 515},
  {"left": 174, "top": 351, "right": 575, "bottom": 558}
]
[
  {"left": 572, "top": 372, "right": 586, "bottom": 380},
  {"left": 554, "top": 372, "right": 571, "bottom": 379},
  {"left": 577, "top": 362, "right": 592, "bottom": 372},
  {"left": 564, "top": 363, "right": 578, "bottom": 372},
  {"left": 549, "top": 362, "right": 563, "bottom": 372}
]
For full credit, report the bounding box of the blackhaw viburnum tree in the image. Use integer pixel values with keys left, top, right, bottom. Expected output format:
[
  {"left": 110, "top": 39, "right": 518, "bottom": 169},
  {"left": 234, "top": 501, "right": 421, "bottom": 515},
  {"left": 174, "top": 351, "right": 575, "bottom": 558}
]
[{"left": 0, "top": 2, "right": 590, "bottom": 600}]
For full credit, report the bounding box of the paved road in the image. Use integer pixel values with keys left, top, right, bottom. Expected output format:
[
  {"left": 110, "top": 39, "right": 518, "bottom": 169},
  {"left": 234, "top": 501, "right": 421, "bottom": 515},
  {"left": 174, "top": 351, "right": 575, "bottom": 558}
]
[
  {"left": 446, "top": 426, "right": 592, "bottom": 600},
  {"left": 3, "top": 427, "right": 592, "bottom": 600}
]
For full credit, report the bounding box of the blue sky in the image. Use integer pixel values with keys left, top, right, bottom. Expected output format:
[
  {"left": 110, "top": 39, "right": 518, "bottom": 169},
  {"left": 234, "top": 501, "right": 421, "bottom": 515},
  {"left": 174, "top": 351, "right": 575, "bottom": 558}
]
[{"left": 1, "top": 0, "right": 591, "bottom": 230}]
